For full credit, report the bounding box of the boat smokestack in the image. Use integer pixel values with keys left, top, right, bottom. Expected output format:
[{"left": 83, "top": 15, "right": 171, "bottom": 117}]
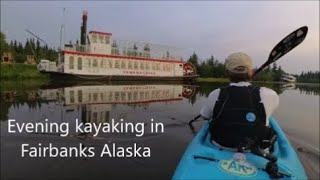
[{"left": 80, "top": 11, "right": 88, "bottom": 45}]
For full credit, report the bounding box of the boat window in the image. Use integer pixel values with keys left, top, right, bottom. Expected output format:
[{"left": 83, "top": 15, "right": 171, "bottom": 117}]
[
  {"left": 109, "top": 59, "right": 113, "bottom": 68},
  {"left": 128, "top": 61, "right": 133, "bottom": 69},
  {"left": 100, "top": 112, "right": 103, "bottom": 121},
  {"left": 93, "top": 59, "right": 98, "bottom": 67},
  {"left": 78, "top": 57, "right": 82, "bottom": 70},
  {"left": 134, "top": 61, "right": 138, "bottom": 69},
  {"left": 99, "top": 35, "right": 104, "bottom": 44},
  {"left": 156, "top": 63, "right": 160, "bottom": 71},
  {"left": 105, "top": 59, "right": 109, "bottom": 68},
  {"left": 78, "top": 90, "right": 82, "bottom": 103},
  {"left": 163, "top": 64, "right": 167, "bottom": 71},
  {"left": 128, "top": 92, "right": 132, "bottom": 101},
  {"left": 105, "top": 111, "right": 109, "bottom": 122},
  {"left": 140, "top": 62, "right": 145, "bottom": 69},
  {"left": 70, "top": 90, "right": 75, "bottom": 103},
  {"left": 133, "top": 92, "right": 138, "bottom": 101},
  {"left": 121, "top": 60, "right": 126, "bottom": 69},
  {"left": 88, "top": 58, "right": 91, "bottom": 67},
  {"left": 146, "top": 62, "right": 150, "bottom": 70},
  {"left": 93, "top": 93, "right": 98, "bottom": 101},
  {"left": 140, "top": 92, "right": 144, "bottom": 100},
  {"left": 108, "top": 92, "right": 112, "bottom": 101},
  {"left": 92, "top": 34, "right": 97, "bottom": 43},
  {"left": 93, "top": 112, "right": 98, "bottom": 123},
  {"left": 69, "top": 56, "right": 74, "bottom": 69},
  {"left": 115, "top": 60, "right": 120, "bottom": 68},
  {"left": 101, "top": 59, "right": 106, "bottom": 68},
  {"left": 152, "top": 63, "right": 156, "bottom": 70},
  {"left": 121, "top": 92, "right": 126, "bottom": 101},
  {"left": 115, "top": 92, "right": 120, "bottom": 101},
  {"left": 145, "top": 92, "right": 150, "bottom": 99},
  {"left": 105, "top": 36, "right": 110, "bottom": 44},
  {"left": 101, "top": 93, "right": 105, "bottom": 101}
]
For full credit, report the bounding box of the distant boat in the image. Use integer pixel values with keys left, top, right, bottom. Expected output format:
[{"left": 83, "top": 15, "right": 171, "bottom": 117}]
[
  {"left": 281, "top": 83, "right": 296, "bottom": 90},
  {"left": 281, "top": 74, "right": 297, "bottom": 83},
  {"left": 37, "top": 11, "right": 198, "bottom": 82}
]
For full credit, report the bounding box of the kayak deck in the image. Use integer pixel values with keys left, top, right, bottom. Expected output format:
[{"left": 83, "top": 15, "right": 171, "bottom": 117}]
[{"left": 172, "top": 117, "right": 307, "bottom": 179}]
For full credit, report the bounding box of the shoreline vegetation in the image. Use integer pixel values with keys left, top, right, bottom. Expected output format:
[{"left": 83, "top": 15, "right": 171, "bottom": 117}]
[
  {"left": 0, "top": 64, "right": 49, "bottom": 91},
  {"left": 0, "top": 63, "right": 319, "bottom": 85},
  {"left": 1, "top": 32, "right": 319, "bottom": 84},
  {"left": 0, "top": 64, "right": 48, "bottom": 81},
  {"left": 196, "top": 77, "right": 320, "bottom": 85},
  {"left": 196, "top": 77, "right": 229, "bottom": 82}
]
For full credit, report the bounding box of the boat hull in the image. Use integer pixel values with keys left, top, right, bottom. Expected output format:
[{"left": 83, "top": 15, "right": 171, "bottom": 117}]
[
  {"left": 172, "top": 117, "right": 307, "bottom": 180},
  {"left": 41, "top": 71, "right": 199, "bottom": 82}
]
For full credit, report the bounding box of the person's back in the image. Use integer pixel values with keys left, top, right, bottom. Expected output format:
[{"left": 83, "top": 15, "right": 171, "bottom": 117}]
[{"left": 200, "top": 52, "right": 279, "bottom": 149}]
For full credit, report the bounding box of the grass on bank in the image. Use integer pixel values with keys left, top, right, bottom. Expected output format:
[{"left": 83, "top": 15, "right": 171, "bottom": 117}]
[
  {"left": 0, "top": 79, "right": 50, "bottom": 91},
  {"left": 0, "top": 63, "right": 49, "bottom": 81},
  {"left": 196, "top": 77, "right": 229, "bottom": 83}
]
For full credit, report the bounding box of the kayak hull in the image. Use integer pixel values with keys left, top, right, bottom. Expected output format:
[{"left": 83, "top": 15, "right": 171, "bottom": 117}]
[{"left": 172, "top": 117, "right": 307, "bottom": 179}]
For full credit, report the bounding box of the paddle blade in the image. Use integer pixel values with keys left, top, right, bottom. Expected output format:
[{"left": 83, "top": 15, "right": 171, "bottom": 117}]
[
  {"left": 268, "top": 26, "right": 308, "bottom": 63},
  {"left": 253, "top": 26, "right": 308, "bottom": 77}
]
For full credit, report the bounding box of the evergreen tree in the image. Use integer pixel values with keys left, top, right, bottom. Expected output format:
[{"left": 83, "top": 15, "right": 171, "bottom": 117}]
[
  {"left": 0, "top": 32, "right": 10, "bottom": 57},
  {"left": 188, "top": 52, "right": 200, "bottom": 73}
]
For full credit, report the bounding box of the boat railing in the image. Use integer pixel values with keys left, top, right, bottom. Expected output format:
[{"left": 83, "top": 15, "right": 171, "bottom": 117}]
[
  {"left": 112, "top": 39, "right": 184, "bottom": 61},
  {"left": 110, "top": 46, "right": 182, "bottom": 60},
  {"left": 64, "top": 44, "right": 90, "bottom": 53},
  {"left": 64, "top": 41, "right": 184, "bottom": 61}
]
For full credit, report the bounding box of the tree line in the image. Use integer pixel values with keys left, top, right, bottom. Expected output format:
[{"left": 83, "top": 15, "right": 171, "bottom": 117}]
[
  {"left": 187, "top": 52, "right": 319, "bottom": 83},
  {"left": 0, "top": 32, "right": 58, "bottom": 63},
  {"left": 297, "top": 71, "right": 320, "bottom": 83},
  {"left": 1, "top": 32, "right": 318, "bottom": 83}
]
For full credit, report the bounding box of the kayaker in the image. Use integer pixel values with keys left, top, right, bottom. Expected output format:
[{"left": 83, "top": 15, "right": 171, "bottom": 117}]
[{"left": 200, "top": 52, "right": 279, "bottom": 150}]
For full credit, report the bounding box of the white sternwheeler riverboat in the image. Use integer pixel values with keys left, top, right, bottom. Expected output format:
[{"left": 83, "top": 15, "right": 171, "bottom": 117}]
[
  {"left": 281, "top": 74, "right": 297, "bottom": 83},
  {"left": 37, "top": 11, "right": 198, "bottom": 82}
]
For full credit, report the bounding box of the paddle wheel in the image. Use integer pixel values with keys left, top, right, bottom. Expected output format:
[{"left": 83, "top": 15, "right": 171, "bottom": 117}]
[
  {"left": 182, "top": 85, "right": 198, "bottom": 99},
  {"left": 183, "top": 62, "right": 197, "bottom": 76}
]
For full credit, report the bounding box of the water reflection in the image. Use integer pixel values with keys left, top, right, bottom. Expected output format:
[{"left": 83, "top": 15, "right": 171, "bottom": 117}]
[
  {"left": 296, "top": 84, "right": 320, "bottom": 96},
  {"left": 0, "top": 81, "right": 318, "bottom": 179},
  {"left": 195, "top": 82, "right": 319, "bottom": 98},
  {"left": 0, "top": 83, "right": 198, "bottom": 123},
  {"left": 1, "top": 82, "right": 319, "bottom": 122}
]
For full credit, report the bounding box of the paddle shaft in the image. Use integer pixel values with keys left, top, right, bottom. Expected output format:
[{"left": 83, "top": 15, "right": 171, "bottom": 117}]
[{"left": 253, "top": 61, "right": 270, "bottom": 78}]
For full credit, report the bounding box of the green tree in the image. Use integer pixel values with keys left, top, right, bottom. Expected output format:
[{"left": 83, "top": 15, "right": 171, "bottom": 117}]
[
  {"left": 188, "top": 52, "right": 200, "bottom": 73},
  {"left": 0, "top": 32, "right": 10, "bottom": 57}
]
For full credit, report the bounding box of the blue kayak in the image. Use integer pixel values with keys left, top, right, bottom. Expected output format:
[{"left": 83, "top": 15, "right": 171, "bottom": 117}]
[{"left": 172, "top": 117, "right": 307, "bottom": 179}]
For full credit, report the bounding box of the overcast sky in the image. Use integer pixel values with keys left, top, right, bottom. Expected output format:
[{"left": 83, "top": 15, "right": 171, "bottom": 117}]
[{"left": 1, "top": 1, "right": 319, "bottom": 74}]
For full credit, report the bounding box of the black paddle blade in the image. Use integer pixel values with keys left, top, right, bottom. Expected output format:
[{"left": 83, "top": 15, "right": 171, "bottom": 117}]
[
  {"left": 253, "top": 26, "right": 308, "bottom": 77},
  {"left": 268, "top": 26, "right": 308, "bottom": 63}
]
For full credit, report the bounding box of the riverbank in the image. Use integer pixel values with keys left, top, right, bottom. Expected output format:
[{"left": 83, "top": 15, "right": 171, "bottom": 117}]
[
  {"left": 196, "top": 77, "right": 229, "bottom": 82},
  {"left": 197, "top": 77, "right": 319, "bottom": 85},
  {"left": 0, "top": 63, "right": 48, "bottom": 81}
]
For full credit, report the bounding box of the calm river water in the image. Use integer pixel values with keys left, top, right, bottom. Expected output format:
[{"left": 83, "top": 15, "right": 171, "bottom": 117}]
[{"left": 0, "top": 81, "right": 319, "bottom": 179}]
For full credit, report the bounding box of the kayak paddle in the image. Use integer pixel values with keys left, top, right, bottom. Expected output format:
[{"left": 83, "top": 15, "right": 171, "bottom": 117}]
[{"left": 253, "top": 26, "right": 308, "bottom": 78}]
